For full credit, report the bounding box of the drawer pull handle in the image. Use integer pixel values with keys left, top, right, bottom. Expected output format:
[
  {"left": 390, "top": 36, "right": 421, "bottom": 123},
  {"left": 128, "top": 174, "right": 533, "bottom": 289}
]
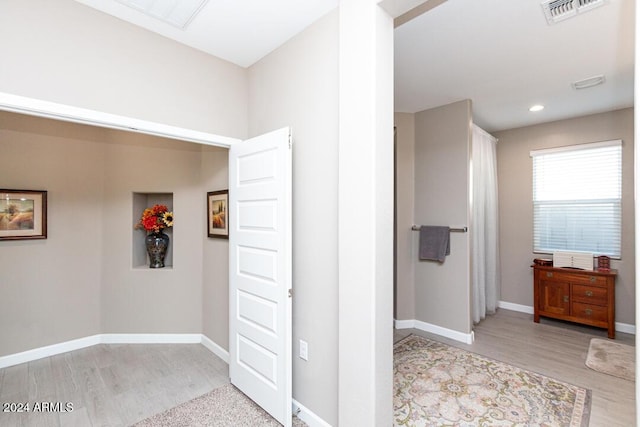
[
  {"left": 590, "top": 276, "right": 596, "bottom": 283},
  {"left": 563, "top": 295, "right": 569, "bottom": 303},
  {"left": 585, "top": 308, "right": 593, "bottom": 316},
  {"left": 585, "top": 290, "right": 594, "bottom": 297},
  {"left": 546, "top": 272, "right": 553, "bottom": 278}
]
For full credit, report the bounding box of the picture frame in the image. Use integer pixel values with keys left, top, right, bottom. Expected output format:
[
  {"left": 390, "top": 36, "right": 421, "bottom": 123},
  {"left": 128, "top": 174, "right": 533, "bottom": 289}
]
[
  {"left": 0, "top": 189, "right": 47, "bottom": 241},
  {"left": 207, "top": 190, "right": 228, "bottom": 239}
]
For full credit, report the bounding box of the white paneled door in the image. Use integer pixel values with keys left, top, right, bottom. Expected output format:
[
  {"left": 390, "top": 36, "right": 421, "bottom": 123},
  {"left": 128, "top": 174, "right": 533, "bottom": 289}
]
[{"left": 228, "top": 127, "right": 292, "bottom": 427}]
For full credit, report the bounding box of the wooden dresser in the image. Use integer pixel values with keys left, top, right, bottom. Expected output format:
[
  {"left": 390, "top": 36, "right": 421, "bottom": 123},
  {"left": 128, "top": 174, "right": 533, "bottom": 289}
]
[{"left": 532, "top": 265, "right": 616, "bottom": 338}]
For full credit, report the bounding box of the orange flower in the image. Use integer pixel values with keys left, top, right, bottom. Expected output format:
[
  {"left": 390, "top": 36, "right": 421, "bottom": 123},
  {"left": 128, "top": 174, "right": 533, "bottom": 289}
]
[{"left": 135, "top": 204, "right": 173, "bottom": 232}]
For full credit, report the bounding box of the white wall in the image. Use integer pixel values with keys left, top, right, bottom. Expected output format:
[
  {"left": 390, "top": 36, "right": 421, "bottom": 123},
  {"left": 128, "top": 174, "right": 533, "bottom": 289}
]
[
  {"left": 337, "top": 3, "right": 394, "bottom": 424},
  {"left": 248, "top": 11, "right": 340, "bottom": 425}
]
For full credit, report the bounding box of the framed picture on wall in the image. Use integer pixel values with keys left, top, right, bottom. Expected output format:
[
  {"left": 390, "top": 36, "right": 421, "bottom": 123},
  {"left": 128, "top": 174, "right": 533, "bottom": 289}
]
[
  {"left": 0, "top": 189, "right": 47, "bottom": 241},
  {"left": 207, "top": 190, "right": 228, "bottom": 239}
]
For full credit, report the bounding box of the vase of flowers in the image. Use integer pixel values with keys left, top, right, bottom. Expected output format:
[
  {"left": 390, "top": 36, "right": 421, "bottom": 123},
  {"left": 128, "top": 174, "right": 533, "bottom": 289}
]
[{"left": 135, "top": 204, "right": 174, "bottom": 268}]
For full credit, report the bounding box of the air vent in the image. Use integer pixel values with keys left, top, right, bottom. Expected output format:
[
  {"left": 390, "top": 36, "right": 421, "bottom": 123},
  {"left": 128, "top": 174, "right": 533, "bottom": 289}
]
[
  {"left": 572, "top": 74, "right": 606, "bottom": 90},
  {"left": 541, "top": 0, "right": 607, "bottom": 25}
]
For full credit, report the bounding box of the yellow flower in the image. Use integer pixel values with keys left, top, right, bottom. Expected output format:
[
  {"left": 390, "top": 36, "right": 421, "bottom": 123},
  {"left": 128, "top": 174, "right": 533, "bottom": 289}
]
[{"left": 162, "top": 211, "right": 174, "bottom": 227}]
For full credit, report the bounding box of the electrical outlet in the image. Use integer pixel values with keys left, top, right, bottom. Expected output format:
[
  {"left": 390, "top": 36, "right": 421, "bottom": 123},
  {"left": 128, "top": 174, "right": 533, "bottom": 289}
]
[{"left": 299, "top": 339, "right": 308, "bottom": 361}]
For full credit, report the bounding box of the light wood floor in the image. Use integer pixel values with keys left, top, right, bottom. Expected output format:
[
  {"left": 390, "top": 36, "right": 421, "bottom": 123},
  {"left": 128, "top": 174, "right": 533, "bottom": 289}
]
[
  {"left": 0, "top": 343, "right": 229, "bottom": 426},
  {"left": 395, "top": 309, "right": 636, "bottom": 427},
  {"left": 0, "top": 309, "right": 635, "bottom": 426}
]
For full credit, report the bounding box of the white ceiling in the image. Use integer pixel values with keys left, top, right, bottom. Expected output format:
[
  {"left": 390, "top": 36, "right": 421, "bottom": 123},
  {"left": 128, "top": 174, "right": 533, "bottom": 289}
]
[
  {"left": 395, "top": 0, "right": 635, "bottom": 132},
  {"left": 74, "top": 0, "right": 339, "bottom": 68},
  {"left": 75, "top": 0, "right": 634, "bottom": 133}
]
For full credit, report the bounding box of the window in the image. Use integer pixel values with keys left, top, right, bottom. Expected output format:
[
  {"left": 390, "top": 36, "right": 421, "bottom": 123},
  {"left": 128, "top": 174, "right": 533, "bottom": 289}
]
[{"left": 531, "top": 140, "right": 622, "bottom": 257}]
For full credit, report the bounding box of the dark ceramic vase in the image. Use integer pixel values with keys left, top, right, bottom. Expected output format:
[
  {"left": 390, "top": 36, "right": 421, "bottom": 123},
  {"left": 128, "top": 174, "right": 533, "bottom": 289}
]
[{"left": 145, "top": 231, "right": 170, "bottom": 268}]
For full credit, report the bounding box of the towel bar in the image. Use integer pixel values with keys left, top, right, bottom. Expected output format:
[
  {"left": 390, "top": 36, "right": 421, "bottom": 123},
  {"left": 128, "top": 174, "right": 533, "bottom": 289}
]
[{"left": 411, "top": 225, "right": 468, "bottom": 233}]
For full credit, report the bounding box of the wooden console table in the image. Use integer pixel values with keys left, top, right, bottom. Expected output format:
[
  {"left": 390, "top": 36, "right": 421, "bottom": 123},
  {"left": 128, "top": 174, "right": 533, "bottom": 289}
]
[{"left": 532, "top": 265, "right": 616, "bottom": 338}]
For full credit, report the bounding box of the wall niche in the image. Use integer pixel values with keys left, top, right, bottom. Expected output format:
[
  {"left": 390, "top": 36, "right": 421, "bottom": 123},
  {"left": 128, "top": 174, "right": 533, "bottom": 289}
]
[{"left": 132, "top": 192, "right": 174, "bottom": 269}]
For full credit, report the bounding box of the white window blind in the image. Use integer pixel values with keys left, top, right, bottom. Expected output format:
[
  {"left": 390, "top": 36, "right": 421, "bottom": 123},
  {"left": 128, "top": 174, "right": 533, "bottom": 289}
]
[{"left": 531, "top": 140, "right": 622, "bottom": 257}]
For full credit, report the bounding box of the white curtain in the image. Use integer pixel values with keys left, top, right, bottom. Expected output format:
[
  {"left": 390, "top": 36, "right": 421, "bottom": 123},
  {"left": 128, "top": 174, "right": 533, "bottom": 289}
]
[{"left": 471, "top": 124, "right": 500, "bottom": 324}]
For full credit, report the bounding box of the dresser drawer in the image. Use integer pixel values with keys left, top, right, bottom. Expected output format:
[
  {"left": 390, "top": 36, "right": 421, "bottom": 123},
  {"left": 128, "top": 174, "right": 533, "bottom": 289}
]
[
  {"left": 572, "top": 284, "right": 608, "bottom": 305},
  {"left": 542, "top": 270, "right": 607, "bottom": 286},
  {"left": 572, "top": 302, "right": 608, "bottom": 323}
]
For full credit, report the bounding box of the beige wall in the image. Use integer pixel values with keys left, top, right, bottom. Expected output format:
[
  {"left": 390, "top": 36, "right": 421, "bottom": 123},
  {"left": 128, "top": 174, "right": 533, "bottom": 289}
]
[
  {"left": 413, "top": 100, "right": 472, "bottom": 334},
  {"left": 0, "top": 112, "right": 227, "bottom": 355},
  {"left": 201, "top": 148, "right": 230, "bottom": 349},
  {"left": 0, "top": 0, "right": 248, "bottom": 139},
  {"left": 0, "top": 113, "right": 104, "bottom": 355},
  {"left": 0, "top": 0, "right": 247, "bottom": 354},
  {"left": 395, "top": 106, "right": 635, "bottom": 331},
  {"left": 248, "top": 11, "right": 339, "bottom": 425},
  {"left": 394, "top": 113, "right": 416, "bottom": 320},
  {"left": 0, "top": 1, "right": 395, "bottom": 423},
  {"left": 99, "top": 130, "right": 208, "bottom": 334},
  {"left": 249, "top": 8, "right": 394, "bottom": 423},
  {"left": 495, "top": 108, "right": 635, "bottom": 325}
]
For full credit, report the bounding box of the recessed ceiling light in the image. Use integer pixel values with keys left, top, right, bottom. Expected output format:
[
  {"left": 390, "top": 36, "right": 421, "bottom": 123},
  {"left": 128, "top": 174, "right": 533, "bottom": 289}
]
[{"left": 529, "top": 105, "right": 545, "bottom": 112}]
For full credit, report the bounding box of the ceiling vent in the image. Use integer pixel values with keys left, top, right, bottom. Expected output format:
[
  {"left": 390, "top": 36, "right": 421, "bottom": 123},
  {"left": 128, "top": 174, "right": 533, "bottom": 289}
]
[
  {"left": 541, "top": 0, "right": 607, "bottom": 25},
  {"left": 572, "top": 74, "right": 606, "bottom": 90},
  {"left": 115, "top": 0, "right": 209, "bottom": 29}
]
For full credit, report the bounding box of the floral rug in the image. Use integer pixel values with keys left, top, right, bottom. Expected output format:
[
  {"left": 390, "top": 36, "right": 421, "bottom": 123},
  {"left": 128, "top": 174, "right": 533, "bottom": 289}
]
[{"left": 394, "top": 335, "right": 591, "bottom": 427}]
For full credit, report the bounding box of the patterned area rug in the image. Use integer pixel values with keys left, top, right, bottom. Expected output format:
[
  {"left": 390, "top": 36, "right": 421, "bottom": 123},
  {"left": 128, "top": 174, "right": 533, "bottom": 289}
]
[
  {"left": 394, "top": 335, "right": 591, "bottom": 427},
  {"left": 134, "top": 383, "right": 307, "bottom": 427}
]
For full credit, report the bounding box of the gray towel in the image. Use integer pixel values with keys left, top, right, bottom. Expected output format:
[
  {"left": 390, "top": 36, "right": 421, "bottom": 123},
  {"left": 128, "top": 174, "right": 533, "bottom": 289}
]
[{"left": 419, "top": 226, "right": 450, "bottom": 262}]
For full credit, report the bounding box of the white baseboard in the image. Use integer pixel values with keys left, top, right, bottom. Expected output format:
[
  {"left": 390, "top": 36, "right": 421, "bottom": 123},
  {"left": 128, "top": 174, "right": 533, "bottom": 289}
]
[
  {"left": 0, "top": 335, "right": 101, "bottom": 369},
  {"left": 201, "top": 334, "right": 229, "bottom": 363},
  {"left": 100, "top": 333, "right": 202, "bottom": 344},
  {"left": 498, "top": 300, "right": 534, "bottom": 314},
  {"left": 292, "top": 399, "right": 332, "bottom": 427},
  {"left": 499, "top": 301, "right": 636, "bottom": 335},
  {"left": 0, "top": 333, "right": 228, "bottom": 369},
  {"left": 394, "top": 319, "right": 474, "bottom": 344},
  {"left": 615, "top": 322, "right": 636, "bottom": 335},
  {"left": 394, "top": 319, "right": 415, "bottom": 330}
]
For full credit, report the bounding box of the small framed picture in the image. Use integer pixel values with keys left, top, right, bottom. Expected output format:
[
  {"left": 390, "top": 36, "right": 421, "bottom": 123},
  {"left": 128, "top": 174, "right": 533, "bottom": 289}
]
[
  {"left": 0, "top": 189, "right": 47, "bottom": 241},
  {"left": 207, "top": 190, "right": 228, "bottom": 239}
]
